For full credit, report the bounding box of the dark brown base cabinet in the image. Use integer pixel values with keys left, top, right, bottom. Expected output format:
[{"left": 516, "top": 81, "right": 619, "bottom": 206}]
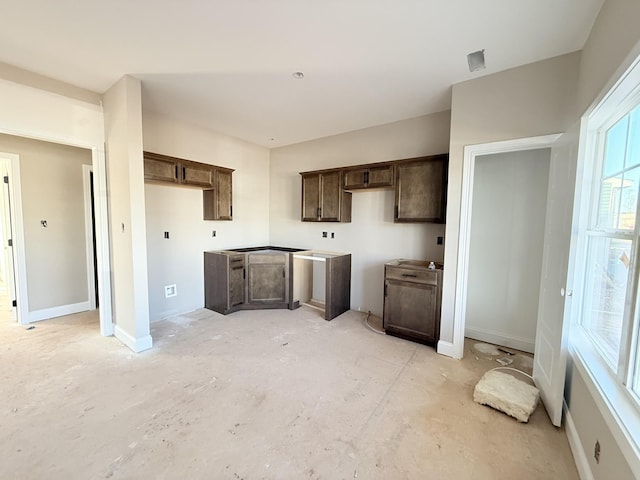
[
  {"left": 383, "top": 260, "right": 443, "bottom": 346},
  {"left": 205, "top": 249, "right": 291, "bottom": 315},
  {"left": 205, "top": 248, "right": 352, "bottom": 321}
]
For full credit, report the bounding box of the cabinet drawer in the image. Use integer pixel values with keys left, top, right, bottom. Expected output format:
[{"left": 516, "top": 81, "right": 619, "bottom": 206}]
[
  {"left": 385, "top": 266, "right": 438, "bottom": 285},
  {"left": 248, "top": 253, "right": 287, "bottom": 264},
  {"left": 229, "top": 254, "right": 245, "bottom": 266}
]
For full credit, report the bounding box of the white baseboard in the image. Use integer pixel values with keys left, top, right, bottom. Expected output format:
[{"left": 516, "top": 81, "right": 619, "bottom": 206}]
[
  {"left": 28, "top": 301, "right": 92, "bottom": 322},
  {"left": 437, "top": 340, "right": 461, "bottom": 359},
  {"left": 465, "top": 326, "right": 535, "bottom": 353},
  {"left": 114, "top": 325, "right": 153, "bottom": 353},
  {"left": 564, "top": 402, "right": 595, "bottom": 480}
]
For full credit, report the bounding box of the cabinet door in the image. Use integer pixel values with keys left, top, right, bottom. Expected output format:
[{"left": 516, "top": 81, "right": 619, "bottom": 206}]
[
  {"left": 205, "top": 252, "right": 230, "bottom": 314},
  {"left": 248, "top": 263, "right": 286, "bottom": 303},
  {"left": 144, "top": 153, "right": 179, "bottom": 183},
  {"left": 182, "top": 162, "right": 214, "bottom": 187},
  {"left": 343, "top": 168, "right": 368, "bottom": 190},
  {"left": 395, "top": 156, "right": 447, "bottom": 223},
  {"left": 383, "top": 279, "right": 438, "bottom": 343},
  {"left": 319, "top": 170, "right": 342, "bottom": 221},
  {"left": 367, "top": 164, "right": 394, "bottom": 188},
  {"left": 216, "top": 169, "right": 233, "bottom": 220},
  {"left": 301, "top": 173, "right": 321, "bottom": 221},
  {"left": 229, "top": 262, "right": 245, "bottom": 307}
]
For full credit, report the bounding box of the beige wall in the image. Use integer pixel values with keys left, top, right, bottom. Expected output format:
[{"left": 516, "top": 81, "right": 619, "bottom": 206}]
[
  {"left": 0, "top": 61, "right": 101, "bottom": 106},
  {"left": 466, "top": 149, "right": 550, "bottom": 353},
  {"left": 565, "top": 357, "right": 635, "bottom": 479},
  {"left": 441, "top": 51, "right": 581, "bottom": 344},
  {"left": 577, "top": 0, "right": 640, "bottom": 114},
  {"left": 565, "top": 0, "right": 640, "bottom": 477},
  {"left": 142, "top": 113, "right": 271, "bottom": 321},
  {"left": 269, "top": 112, "right": 450, "bottom": 316},
  {"left": 103, "top": 75, "right": 151, "bottom": 349},
  {"left": 0, "top": 134, "right": 91, "bottom": 311}
]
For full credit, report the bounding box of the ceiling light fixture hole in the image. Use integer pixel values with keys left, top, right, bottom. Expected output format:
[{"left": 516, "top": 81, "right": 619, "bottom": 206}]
[{"left": 292, "top": 71, "right": 305, "bottom": 79}]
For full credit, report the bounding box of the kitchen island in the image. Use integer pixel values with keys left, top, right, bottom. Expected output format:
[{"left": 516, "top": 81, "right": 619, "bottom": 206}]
[{"left": 204, "top": 247, "right": 351, "bottom": 320}]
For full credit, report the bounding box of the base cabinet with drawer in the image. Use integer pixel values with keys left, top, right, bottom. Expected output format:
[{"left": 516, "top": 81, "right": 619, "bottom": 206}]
[
  {"left": 205, "top": 248, "right": 294, "bottom": 315},
  {"left": 205, "top": 252, "right": 246, "bottom": 314},
  {"left": 383, "top": 260, "right": 443, "bottom": 346}
]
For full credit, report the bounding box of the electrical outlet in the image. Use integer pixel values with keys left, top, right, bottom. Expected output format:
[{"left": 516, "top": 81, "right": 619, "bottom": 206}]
[
  {"left": 164, "top": 284, "right": 177, "bottom": 298},
  {"left": 212, "top": 230, "right": 216, "bottom": 237},
  {"left": 322, "top": 231, "right": 327, "bottom": 238},
  {"left": 331, "top": 232, "right": 335, "bottom": 239},
  {"left": 594, "top": 440, "right": 600, "bottom": 464},
  {"left": 164, "top": 231, "right": 170, "bottom": 239}
]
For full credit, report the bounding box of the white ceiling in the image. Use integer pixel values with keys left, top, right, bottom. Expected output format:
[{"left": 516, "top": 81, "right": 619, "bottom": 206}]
[{"left": 0, "top": 0, "right": 604, "bottom": 147}]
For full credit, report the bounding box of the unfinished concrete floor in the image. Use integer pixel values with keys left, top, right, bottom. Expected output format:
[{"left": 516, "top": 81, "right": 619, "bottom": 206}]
[{"left": 1, "top": 306, "right": 579, "bottom": 479}]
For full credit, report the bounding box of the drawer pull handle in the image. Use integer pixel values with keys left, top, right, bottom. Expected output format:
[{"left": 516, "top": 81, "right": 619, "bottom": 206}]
[{"left": 402, "top": 273, "right": 418, "bottom": 277}]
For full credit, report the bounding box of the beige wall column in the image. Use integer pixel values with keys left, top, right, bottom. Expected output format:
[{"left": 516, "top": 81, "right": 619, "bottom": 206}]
[{"left": 103, "top": 75, "right": 151, "bottom": 352}]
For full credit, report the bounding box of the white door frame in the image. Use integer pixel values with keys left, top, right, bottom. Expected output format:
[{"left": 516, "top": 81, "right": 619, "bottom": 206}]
[
  {"left": 82, "top": 164, "right": 97, "bottom": 311},
  {"left": 0, "top": 144, "right": 113, "bottom": 336},
  {"left": 452, "top": 133, "right": 562, "bottom": 358},
  {"left": 0, "top": 153, "right": 26, "bottom": 323}
]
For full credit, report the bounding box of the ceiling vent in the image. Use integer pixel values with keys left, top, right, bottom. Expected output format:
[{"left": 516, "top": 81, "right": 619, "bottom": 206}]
[{"left": 467, "top": 50, "right": 486, "bottom": 72}]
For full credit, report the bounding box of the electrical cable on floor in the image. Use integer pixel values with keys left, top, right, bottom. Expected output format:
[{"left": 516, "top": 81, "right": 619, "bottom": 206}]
[
  {"left": 364, "top": 310, "right": 385, "bottom": 335},
  {"left": 490, "top": 366, "right": 534, "bottom": 381}
]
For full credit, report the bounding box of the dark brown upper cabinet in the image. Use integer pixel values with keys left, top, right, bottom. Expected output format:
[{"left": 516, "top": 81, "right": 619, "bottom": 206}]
[
  {"left": 343, "top": 163, "right": 394, "bottom": 190},
  {"left": 182, "top": 161, "right": 214, "bottom": 187},
  {"left": 144, "top": 151, "right": 216, "bottom": 187},
  {"left": 144, "top": 151, "right": 181, "bottom": 184},
  {"left": 301, "top": 169, "right": 352, "bottom": 222},
  {"left": 394, "top": 154, "right": 448, "bottom": 223},
  {"left": 203, "top": 167, "right": 234, "bottom": 221},
  {"left": 143, "top": 151, "right": 234, "bottom": 221}
]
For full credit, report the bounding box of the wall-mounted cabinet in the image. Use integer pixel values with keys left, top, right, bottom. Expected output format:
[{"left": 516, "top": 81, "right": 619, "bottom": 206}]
[
  {"left": 203, "top": 167, "right": 234, "bottom": 221},
  {"left": 343, "top": 163, "right": 394, "bottom": 190},
  {"left": 301, "top": 170, "right": 351, "bottom": 222},
  {"left": 394, "top": 155, "right": 447, "bottom": 223},
  {"left": 300, "top": 154, "right": 447, "bottom": 224},
  {"left": 143, "top": 151, "right": 234, "bottom": 221},
  {"left": 144, "top": 152, "right": 181, "bottom": 184},
  {"left": 144, "top": 151, "right": 214, "bottom": 187},
  {"left": 182, "top": 161, "right": 215, "bottom": 187}
]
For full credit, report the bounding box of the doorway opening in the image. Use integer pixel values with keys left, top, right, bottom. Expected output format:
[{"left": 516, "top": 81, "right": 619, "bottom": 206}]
[
  {"left": 465, "top": 148, "right": 551, "bottom": 354},
  {"left": 453, "top": 133, "right": 575, "bottom": 426},
  {"left": 0, "top": 139, "right": 111, "bottom": 334}
]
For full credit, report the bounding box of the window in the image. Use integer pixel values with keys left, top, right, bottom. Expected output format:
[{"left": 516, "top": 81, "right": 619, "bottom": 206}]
[{"left": 581, "top": 100, "right": 640, "bottom": 398}]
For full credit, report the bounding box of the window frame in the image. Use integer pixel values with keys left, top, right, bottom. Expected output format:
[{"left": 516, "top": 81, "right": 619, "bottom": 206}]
[
  {"left": 582, "top": 103, "right": 640, "bottom": 382},
  {"left": 569, "top": 55, "right": 640, "bottom": 467}
]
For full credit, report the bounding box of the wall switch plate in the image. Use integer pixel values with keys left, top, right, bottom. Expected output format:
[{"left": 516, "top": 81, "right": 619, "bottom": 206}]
[
  {"left": 164, "top": 231, "right": 170, "bottom": 239},
  {"left": 164, "top": 284, "right": 177, "bottom": 298},
  {"left": 212, "top": 230, "right": 216, "bottom": 237}
]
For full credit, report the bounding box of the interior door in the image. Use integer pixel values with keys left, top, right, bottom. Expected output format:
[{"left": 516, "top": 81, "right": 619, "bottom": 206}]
[
  {"left": 533, "top": 125, "right": 579, "bottom": 427},
  {"left": 1, "top": 160, "right": 16, "bottom": 319}
]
